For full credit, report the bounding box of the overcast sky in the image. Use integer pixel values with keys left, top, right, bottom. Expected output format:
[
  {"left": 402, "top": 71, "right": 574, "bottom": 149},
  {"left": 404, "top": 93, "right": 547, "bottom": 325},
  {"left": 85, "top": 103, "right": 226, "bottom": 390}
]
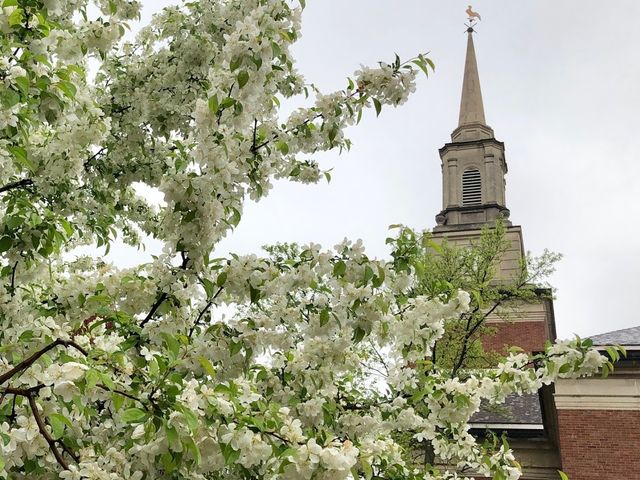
[{"left": 112, "top": 0, "right": 640, "bottom": 339}]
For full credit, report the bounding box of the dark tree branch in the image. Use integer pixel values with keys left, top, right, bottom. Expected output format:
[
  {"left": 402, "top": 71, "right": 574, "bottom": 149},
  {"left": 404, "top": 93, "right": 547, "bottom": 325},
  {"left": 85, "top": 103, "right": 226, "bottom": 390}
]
[
  {"left": 0, "top": 340, "right": 88, "bottom": 386},
  {"left": 96, "top": 384, "right": 148, "bottom": 409},
  {"left": 9, "top": 261, "right": 18, "bottom": 296},
  {"left": 140, "top": 292, "right": 169, "bottom": 329},
  {"left": 264, "top": 430, "right": 290, "bottom": 445},
  {"left": 140, "top": 254, "right": 190, "bottom": 328},
  {"left": 188, "top": 286, "right": 224, "bottom": 339},
  {"left": 28, "top": 394, "right": 70, "bottom": 470},
  {"left": 0, "top": 178, "right": 33, "bottom": 195},
  {"left": 216, "top": 83, "right": 235, "bottom": 125},
  {"left": 83, "top": 147, "right": 106, "bottom": 168}
]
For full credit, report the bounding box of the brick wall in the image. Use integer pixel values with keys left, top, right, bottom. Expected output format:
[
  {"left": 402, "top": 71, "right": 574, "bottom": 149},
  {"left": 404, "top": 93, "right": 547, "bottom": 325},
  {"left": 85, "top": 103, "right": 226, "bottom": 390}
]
[
  {"left": 557, "top": 409, "right": 640, "bottom": 479},
  {"left": 482, "top": 321, "right": 548, "bottom": 354}
]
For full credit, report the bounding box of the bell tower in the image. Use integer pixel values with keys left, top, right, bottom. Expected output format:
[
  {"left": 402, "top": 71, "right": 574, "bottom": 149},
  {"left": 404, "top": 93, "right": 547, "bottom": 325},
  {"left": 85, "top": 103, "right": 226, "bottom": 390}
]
[
  {"left": 435, "top": 27, "right": 511, "bottom": 231},
  {"left": 431, "top": 24, "right": 524, "bottom": 282}
]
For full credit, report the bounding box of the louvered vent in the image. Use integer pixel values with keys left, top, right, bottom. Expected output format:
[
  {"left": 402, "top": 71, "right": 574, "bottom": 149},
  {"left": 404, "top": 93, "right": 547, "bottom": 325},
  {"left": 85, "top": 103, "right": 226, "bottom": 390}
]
[{"left": 462, "top": 169, "right": 482, "bottom": 206}]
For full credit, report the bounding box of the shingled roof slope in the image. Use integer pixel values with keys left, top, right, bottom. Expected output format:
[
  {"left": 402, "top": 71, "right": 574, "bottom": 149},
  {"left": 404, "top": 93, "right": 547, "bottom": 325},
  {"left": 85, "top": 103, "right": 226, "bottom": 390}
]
[
  {"left": 589, "top": 325, "right": 640, "bottom": 346},
  {"left": 470, "top": 393, "right": 542, "bottom": 425}
]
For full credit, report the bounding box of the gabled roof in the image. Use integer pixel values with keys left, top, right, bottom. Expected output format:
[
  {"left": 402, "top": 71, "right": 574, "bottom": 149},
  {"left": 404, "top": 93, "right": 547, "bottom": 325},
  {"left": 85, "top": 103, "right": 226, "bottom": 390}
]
[{"left": 589, "top": 326, "right": 640, "bottom": 347}]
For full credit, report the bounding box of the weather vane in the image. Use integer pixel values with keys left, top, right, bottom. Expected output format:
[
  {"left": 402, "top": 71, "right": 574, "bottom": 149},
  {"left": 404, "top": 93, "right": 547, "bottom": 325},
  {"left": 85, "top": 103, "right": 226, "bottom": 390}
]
[{"left": 465, "top": 5, "right": 481, "bottom": 33}]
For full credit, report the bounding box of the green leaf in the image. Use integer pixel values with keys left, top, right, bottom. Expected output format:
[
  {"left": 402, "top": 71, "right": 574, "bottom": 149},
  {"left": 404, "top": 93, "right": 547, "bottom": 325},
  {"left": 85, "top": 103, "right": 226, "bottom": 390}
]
[
  {"left": 276, "top": 140, "right": 289, "bottom": 155},
  {"left": 181, "top": 407, "right": 199, "bottom": 433},
  {"left": 328, "top": 124, "right": 338, "bottom": 144},
  {"left": 112, "top": 392, "right": 125, "bottom": 412},
  {"left": 605, "top": 346, "right": 619, "bottom": 363},
  {"left": 201, "top": 277, "right": 215, "bottom": 298},
  {"left": 372, "top": 265, "right": 386, "bottom": 288},
  {"left": 48, "top": 413, "right": 73, "bottom": 439},
  {"left": 121, "top": 408, "right": 147, "bottom": 423},
  {"left": 249, "top": 284, "right": 260, "bottom": 304},
  {"left": 229, "top": 207, "right": 241, "bottom": 227},
  {"left": 237, "top": 70, "right": 249, "bottom": 89},
  {"left": 216, "top": 271, "right": 227, "bottom": 287},
  {"left": 230, "top": 56, "right": 243, "bottom": 72},
  {"left": 229, "top": 340, "right": 243, "bottom": 356},
  {"left": 1, "top": 88, "right": 20, "bottom": 107},
  {"left": 352, "top": 326, "right": 366, "bottom": 343},
  {"left": 197, "top": 356, "right": 216, "bottom": 377},
  {"left": 7, "top": 7, "right": 22, "bottom": 27},
  {"left": 60, "top": 218, "right": 74, "bottom": 237},
  {"left": 165, "top": 424, "right": 179, "bottom": 449},
  {"left": 319, "top": 309, "right": 330, "bottom": 327},
  {"left": 85, "top": 369, "right": 100, "bottom": 390},
  {"left": 412, "top": 59, "right": 430, "bottom": 78},
  {"left": 99, "top": 372, "right": 115, "bottom": 391},
  {"left": 363, "top": 265, "right": 374, "bottom": 284},
  {"left": 558, "top": 471, "right": 570, "bottom": 480},
  {"left": 559, "top": 363, "right": 572, "bottom": 374},
  {"left": 9, "top": 146, "right": 35, "bottom": 172},
  {"left": 0, "top": 237, "right": 12, "bottom": 253},
  {"left": 333, "top": 260, "right": 346, "bottom": 277},
  {"left": 220, "top": 442, "right": 240, "bottom": 465},
  {"left": 208, "top": 95, "right": 219, "bottom": 114},
  {"left": 161, "top": 332, "right": 180, "bottom": 360},
  {"left": 56, "top": 80, "right": 76, "bottom": 99},
  {"left": 373, "top": 98, "right": 382, "bottom": 117},
  {"left": 185, "top": 436, "right": 202, "bottom": 465},
  {"left": 220, "top": 97, "right": 236, "bottom": 109}
]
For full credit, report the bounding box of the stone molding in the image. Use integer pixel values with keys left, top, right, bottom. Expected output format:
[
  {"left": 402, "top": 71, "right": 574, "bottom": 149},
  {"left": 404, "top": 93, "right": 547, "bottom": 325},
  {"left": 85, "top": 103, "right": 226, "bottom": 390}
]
[{"left": 555, "top": 377, "right": 640, "bottom": 410}]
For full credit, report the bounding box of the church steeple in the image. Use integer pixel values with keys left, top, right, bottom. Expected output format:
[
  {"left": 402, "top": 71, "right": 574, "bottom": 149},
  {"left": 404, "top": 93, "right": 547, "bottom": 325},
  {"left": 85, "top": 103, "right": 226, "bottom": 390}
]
[
  {"left": 452, "top": 28, "right": 495, "bottom": 143},
  {"left": 459, "top": 29, "right": 486, "bottom": 127},
  {"left": 434, "top": 26, "right": 510, "bottom": 231}
]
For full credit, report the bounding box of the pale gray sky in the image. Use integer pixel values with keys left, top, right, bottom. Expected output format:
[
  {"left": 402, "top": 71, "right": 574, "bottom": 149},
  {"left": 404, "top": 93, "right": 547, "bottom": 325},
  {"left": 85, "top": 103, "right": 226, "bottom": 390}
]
[{"left": 111, "top": 1, "right": 640, "bottom": 339}]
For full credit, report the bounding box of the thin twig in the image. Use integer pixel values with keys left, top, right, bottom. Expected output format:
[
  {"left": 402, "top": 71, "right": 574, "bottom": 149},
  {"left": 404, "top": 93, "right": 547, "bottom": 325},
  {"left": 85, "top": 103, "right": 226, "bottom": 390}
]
[
  {"left": 188, "top": 286, "right": 224, "bottom": 339},
  {"left": 96, "top": 384, "right": 149, "bottom": 409},
  {"left": 83, "top": 147, "right": 106, "bottom": 168},
  {"left": 140, "top": 254, "right": 189, "bottom": 328},
  {"left": 9, "top": 261, "right": 18, "bottom": 296}
]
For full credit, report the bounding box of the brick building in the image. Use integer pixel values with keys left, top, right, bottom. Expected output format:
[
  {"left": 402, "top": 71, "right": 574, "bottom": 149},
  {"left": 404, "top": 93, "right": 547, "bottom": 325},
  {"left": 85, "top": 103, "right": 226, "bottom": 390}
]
[{"left": 431, "top": 22, "right": 640, "bottom": 479}]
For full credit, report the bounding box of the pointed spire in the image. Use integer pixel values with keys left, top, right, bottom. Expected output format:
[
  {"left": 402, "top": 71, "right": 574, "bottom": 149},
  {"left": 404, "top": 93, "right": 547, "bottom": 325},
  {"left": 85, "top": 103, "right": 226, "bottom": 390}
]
[{"left": 458, "top": 29, "right": 486, "bottom": 127}]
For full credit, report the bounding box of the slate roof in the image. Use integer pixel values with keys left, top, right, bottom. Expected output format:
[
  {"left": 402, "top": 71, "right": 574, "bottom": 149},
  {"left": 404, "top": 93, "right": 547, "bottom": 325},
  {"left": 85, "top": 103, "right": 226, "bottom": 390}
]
[
  {"left": 589, "top": 325, "right": 640, "bottom": 347},
  {"left": 470, "top": 393, "right": 542, "bottom": 426}
]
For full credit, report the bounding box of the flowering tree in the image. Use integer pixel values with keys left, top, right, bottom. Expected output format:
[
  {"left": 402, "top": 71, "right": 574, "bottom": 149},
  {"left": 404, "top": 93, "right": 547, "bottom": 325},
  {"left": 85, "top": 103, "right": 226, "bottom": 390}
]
[{"left": 0, "top": 1, "right": 616, "bottom": 479}]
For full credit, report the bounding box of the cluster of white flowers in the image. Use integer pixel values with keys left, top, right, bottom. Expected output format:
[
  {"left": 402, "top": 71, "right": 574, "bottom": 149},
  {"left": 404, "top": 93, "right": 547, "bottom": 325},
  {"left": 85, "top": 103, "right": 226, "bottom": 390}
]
[{"left": 0, "top": 1, "right": 615, "bottom": 479}]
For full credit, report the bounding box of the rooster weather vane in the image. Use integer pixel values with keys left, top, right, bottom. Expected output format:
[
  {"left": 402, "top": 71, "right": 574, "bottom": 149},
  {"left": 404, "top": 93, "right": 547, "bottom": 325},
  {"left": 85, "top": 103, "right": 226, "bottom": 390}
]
[{"left": 465, "top": 5, "right": 481, "bottom": 33}]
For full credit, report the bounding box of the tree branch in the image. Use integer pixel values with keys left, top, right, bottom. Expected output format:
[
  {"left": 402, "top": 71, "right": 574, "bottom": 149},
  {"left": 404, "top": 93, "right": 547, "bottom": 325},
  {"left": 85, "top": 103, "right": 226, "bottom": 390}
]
[
  {"left": 83, "top": 147, "right": 106, "bottom": 168},
  {"left": 0, "top": 178, "right": 33, "bottom": 195},
  {"left": 9, "top": 261, "right": 18, "bottom": 296},
  {"left": 139, "top": 292, "right": 168, "bottom": 328},
  {"left": 0, "top": 339, "right": 88, "bottom": 386},
  {"left": 188, "top": 286, "right": 224, "bottom": 339},
  {"left": 28, "top": 394, "right": 70, "bottom": 470},
  {"left": 140, "top": 254, "right": 189, "bottom": 328},
  {"left": 96, "top": 384, "right": 148, "bottom": 409},
  {"left": 6, "top": 387, "right": 79, "bottom": 466}
]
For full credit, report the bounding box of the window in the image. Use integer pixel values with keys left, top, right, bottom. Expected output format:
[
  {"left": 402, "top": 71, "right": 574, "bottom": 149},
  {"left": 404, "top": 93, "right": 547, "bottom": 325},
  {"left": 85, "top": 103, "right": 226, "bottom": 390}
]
[{"left": 462, "top": 168, "right": 482, "bottom": 206}]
